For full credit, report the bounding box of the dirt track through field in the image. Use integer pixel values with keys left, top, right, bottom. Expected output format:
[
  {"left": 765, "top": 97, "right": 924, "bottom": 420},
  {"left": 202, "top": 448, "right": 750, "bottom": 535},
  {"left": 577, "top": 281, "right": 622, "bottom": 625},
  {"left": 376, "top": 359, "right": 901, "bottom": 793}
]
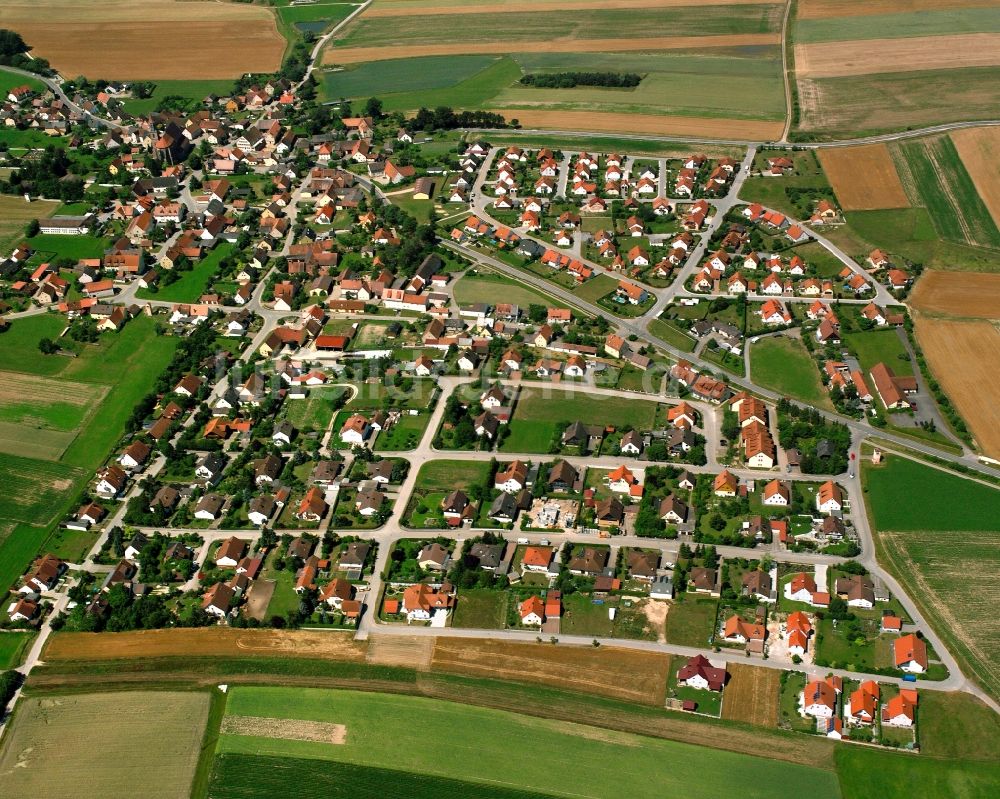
[
  {"left": 951, "top": 127, "right": 1000, "bottom": 229},
  {"left": 795, "top": 33, "right": 1000, "bottom": 78},
  {"left": 818, "top": 144, "right": 910, "bottom": 211},
  {"left": 910, "top": 270, "right": 1000, "bottom": 319},
  {"left": 325, "top": 33, "right": 782, "bottom": 64},
  {"left": 488, "top": 109, "right": 784, "bottom": 140},
  {"left": 366, "top": 0, "right": 775, "bottom": 17},
  {"left": 797, "top": 0, "right": 997, "bottom": 20},
  {"left": 915, "top": 316, "right": 1000, "bottom": 459}
]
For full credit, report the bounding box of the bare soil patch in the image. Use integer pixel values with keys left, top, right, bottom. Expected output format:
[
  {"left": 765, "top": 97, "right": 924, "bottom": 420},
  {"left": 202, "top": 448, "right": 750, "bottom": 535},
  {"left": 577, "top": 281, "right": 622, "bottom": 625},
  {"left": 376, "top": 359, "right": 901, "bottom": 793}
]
[
  {"left": 366, "top": 634, "right": 434, "bottom": 670},
  {"left": 798, "top": 0, "right": 997, "bottom": 20},
  {"left": 222, "top": 715, "right": 347, "bottom": 744},
  {"left": 721, "top": 662, "right": 780, "bottom": 727},
  {"left": 818, "top": 144, "right": 910, "bottom": 210},
  {"left": 951, "top": 127, "right": 1000, "bottom": 229},
  {"left": 914, "top": 316, "right": 1000, "bottom": 458},
  {"left": 489, "top": 109, "right": 783, "bottom": 140},
  {"left": 43, "top": 628, "right": 368, "bottom": 662},
  {"left": 325, "top": 33, "right": 782, "bottom": 64},
  {"left": 910, "top": 270, "right": 1000, "bottom": 319},
  {"left": 795, "top": 33, "right": 1000, "bottom": 79},
  {"left": 430, "top": 638, "right": 670, "bottom": 704},
  {"left": 641, "top": 599, "right": 668, "bottom": 643},
  {"left": 243, "top": 579, "right": 276, "bottom": 622},
  {"left": 0, "top": 1, "right": 283, "bottom": 79},
  {"left": 368, "top": 0, "right": 771, "bottom": 16}
]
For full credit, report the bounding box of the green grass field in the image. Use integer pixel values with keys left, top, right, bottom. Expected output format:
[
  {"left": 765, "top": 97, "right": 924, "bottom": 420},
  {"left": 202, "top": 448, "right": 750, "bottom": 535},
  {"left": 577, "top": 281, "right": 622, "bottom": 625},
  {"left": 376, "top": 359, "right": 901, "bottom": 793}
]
[
  {"left": 373, "top": 413, "right": 427, "bottom": 451},
  {"left": 282, "top": 387, "right": 348, "bottom": 433},
  {"left": 25, "top": 234, "right": 106, "bottom": 262},
  {"left": 835, "top": 744, "right": 1000, "bottom": 799},
  {"left": 664, "top": 597, "right": 718, "bottom": 648},
  {"left": 0, "top": 630, "right": 35, "bottom": 669},
  {"left": 892, "top": 136, "right": 1000, "bottom": 250},
  {"left": 338, "top": 6, "right": 782, "bottom": 49},
  {"left": 0, "top": 315, "right": 176, "bottom": 591},
  {"left": 453, "top": 272, "right": 563, "bottom": 309},
  {"left": 213, "top": 686, "right": 840, "bottom": 799},
  {"left": 323, "top": 54, "right": 501, "bottom": 99},
  {"left": 649, "top": 319, "right": 698, "bottom": 353},
  {"left": 842, "top": 329, "right": 912, "bottom": 376},
  {"left": 0, "top": 69, "right": 46, "bottom": 97},
  {"left": 412, "top": 459, "right": 491, "bottom": 493},
  {"left": 137, "top": 242, "right": 234, "bottom": 303},
  {"left": 572, "top": 274, "right": 618, "bottom": 304},
  {"left": 863, "top": 454, "right": 1000, "bottom": 532},
  {"left": 749, "top": 335, "right": 832, "bottom": 410},
  {"left": 121, "top": 79, "right": 236, "bottom": 115},
  {"left": 795, "top": 7, "right": 1000, "bottom": 44},
  {"left": 865, "top": 455, "right": 1000, "bottom": 701},
  {"left": 795, "top": 66, "right": 1000, "bottom": 141},
  {"left": 453, "top": 588, "right": 508, "bottom": 630}
]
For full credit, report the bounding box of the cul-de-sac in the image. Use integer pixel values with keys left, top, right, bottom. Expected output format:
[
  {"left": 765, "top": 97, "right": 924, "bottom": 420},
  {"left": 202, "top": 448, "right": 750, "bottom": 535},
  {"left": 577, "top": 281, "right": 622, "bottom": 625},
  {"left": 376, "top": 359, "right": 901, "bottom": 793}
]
[{"left": 0, "top": 2, "right": 999, "bottom": 797}]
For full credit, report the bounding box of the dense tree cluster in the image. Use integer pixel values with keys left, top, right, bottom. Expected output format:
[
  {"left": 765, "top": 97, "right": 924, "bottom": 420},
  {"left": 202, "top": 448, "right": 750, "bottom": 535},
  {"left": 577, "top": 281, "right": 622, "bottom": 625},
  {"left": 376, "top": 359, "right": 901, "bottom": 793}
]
[
  {"left": 2, "top": 147, "right": 84, "bottom": 201},
  {"left": 776, "top": 399, "right": 851, "bottom": 474},
  {"left": 0, "top": 29, "right": 52, "bottom": 76},
  {"left": 410, "top": 106, "right": 508, "bottom": 132},
  {"left": 519, "top": 72, "right": 641, "bottom": 89}
]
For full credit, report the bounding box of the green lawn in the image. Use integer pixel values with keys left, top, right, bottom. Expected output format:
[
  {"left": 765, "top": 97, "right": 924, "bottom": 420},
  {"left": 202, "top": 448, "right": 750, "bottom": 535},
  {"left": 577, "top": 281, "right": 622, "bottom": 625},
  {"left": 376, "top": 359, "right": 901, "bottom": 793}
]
[
  {"left": 137, "top": 243, "right": 234, "bottom": 303},
  {"left": 373, "top": 413, "right": 428, "bottom": 451},
  {"left": 214, "top": 687, "right": 840, "bottom": 799},
  {"left": 453, "top": 273, "right": 564, "bottom": 309},
  {"left": 0, "top": 631, "right": 35, "bottom": 669},
  {"left": 282, "top": 387, "right": 348, "bottom": 434},
  {"left": 750, "top": 336, "right": 832, "bottom": 410},
  {"left": 0, "top": 69, "right": 46, "bottom": 97},
  {"left": 842, "top": 329, "right": 912, "bottom": 376},
  {"left": 649, "top": 319, "right": 697, "bottom": 353},
  {"left": 571, "top": 274, "right": 618, "bottom": 304},
  {"left": 664, "top": 597, "right": 718, "bottom": 648},
  {"left": 453, "top": 588, "right": 508, "bottom": 630},
  {"left": 412, "top": 459, "right": 492, "bottom": 494}
]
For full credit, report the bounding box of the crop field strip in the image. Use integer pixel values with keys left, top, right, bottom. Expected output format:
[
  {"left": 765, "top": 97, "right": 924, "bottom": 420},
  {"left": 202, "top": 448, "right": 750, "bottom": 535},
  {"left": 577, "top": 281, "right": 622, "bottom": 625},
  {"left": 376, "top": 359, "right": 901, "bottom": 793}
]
[
  {"left": 0, "top": 0, "right": 285, "bottom": 79},
  {"left": 891, "top": 136, "right": 1000, "bottom": 250},
  {"left": 950, "top": 127, "right": 1000, "bottom": 229},
  {"left": 0, "top": 691, "right": 210, "bottom": 799},
  {"left": 795, "top": 6, "right": 1000, "bottom": 44},
  {"left": 721, "top": 662, "right": 780, "bottom": 727},
  {"left": 909, "top": 271, "right": 1000, "bottom": 319},
  {"left": 797, "top": 0, "right": 999, "bottom": 20},
  {"left": 914, "top": 317, "right": 1000, "bottom": 459},
  {"left": 211, "top": 686, "right": 841, "bottom": 799},
  {"left": 367, "top": 0, "right": 777, "bottom": 15},
  {"left": 817, "top": 144, "right": 910, "bottom": 211}
]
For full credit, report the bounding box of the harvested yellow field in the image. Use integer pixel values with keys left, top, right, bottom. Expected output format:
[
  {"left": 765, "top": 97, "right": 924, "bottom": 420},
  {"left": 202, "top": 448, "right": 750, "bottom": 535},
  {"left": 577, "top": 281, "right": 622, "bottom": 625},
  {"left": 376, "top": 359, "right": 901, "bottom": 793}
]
[
  {"left": 368, "top": 0, "right": 772, "bottom": 16},
  {"left": 951, "top": 127, "right": 1000, "bottom": 229},
  {"left": 0, "top": 691, "right": 209, "bottom": 799},
  {"left": 325, "top": 33, "right": 782, "bottom": 64},
  {"left": 796, "top": 33, "right": 1000, "bottom": 79},
  {"left": 798, "top": 0, "right": 998, "bottom": 19},
  {"left": 915, "top": 316, "right": 1000, "bottom": 458},
  {"left": 431, "top": 638, "right": 670, "bottom": 704},
  {"left": 910, "top": 270, "right": 1000, "bottom": 319},
  {"left": 0, "top": 0, "right": 284, "bottom": 79},
  {"left": 43, "top": 628, "right": 368, "bottom": 662},
  {"left": 818, "top": 144, "right": 910, "bottom": 211},
  {"left": 722, "top": 662, "right": 780, "bottom": 727},
  {"left": 490, "top": 109, "right": 784, "bottom": 139}
]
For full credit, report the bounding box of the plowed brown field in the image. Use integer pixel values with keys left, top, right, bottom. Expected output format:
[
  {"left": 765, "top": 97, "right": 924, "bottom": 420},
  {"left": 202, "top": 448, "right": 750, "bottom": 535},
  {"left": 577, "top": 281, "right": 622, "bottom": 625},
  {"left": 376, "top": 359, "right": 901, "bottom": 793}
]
[
  {"left": 325, "top": 33, "right": 782, "bottom": 64},
  {"left": 951, "top": 127, "right": 1000, "bottom": 229},
  {"left": 818, "top": 144, "right": 910, "bottom": 210},
  {"left": 910, "top": 271, "right": 1000, "bottom": 319},
  {"left": 0, "top": 1, "right": 284, "bottom": 79},
  {"left": 489, "top": 109, "right": 783, "bottom": 139},
  {"left": 915, "top": 316, "right": 1000, "bottom": 458},
  {"left": 796, "top": 33, "right": 1000, "bottom": 79},
  {"left": 431, "top": 638, "right": 670, "bottom": 704},
  {"left": 43, "top": 628, "right": 368, "bottom": 661},
  {"left": 798, "top": 0, "right": 998, "bottom": 20}
]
